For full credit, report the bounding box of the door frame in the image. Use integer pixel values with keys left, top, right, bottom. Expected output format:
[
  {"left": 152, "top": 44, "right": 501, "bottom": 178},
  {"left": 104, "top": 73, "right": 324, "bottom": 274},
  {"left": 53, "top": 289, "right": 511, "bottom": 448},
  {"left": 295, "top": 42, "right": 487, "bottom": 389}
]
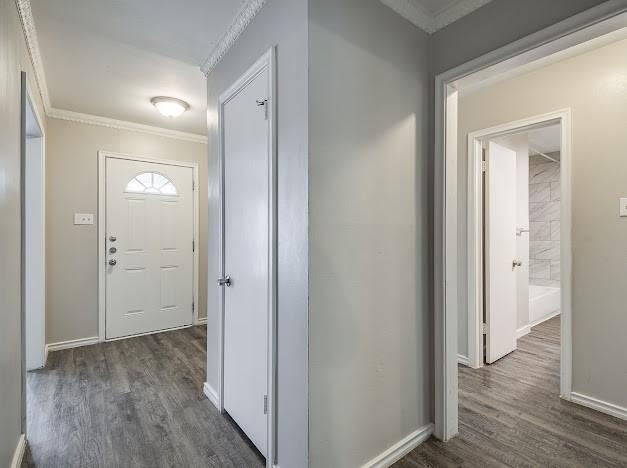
[
  {"left": 433, "top": 4, "right": 627, "bottom": 441},
  {"left": 97, "top": 151, "right": 200, "bottom": 342},
  {"left": 216, "top": 48, "right": 277, "bottom": 467},
  {"left": 22, "top": 78, "right": 47, "bottom": 371},
  {"left": 466, "top": 111, "right": 572, "bottom": 370}
]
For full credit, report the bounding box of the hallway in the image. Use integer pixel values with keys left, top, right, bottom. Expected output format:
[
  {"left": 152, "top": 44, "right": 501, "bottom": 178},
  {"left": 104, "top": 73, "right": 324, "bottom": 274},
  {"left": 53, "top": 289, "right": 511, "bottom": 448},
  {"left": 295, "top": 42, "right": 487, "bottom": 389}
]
[
  {"left": 22, "top": 327, "right": 264, "bottom": 468},
  {"left": 395, "top": 317, "right": 627, "bottom": 467}
]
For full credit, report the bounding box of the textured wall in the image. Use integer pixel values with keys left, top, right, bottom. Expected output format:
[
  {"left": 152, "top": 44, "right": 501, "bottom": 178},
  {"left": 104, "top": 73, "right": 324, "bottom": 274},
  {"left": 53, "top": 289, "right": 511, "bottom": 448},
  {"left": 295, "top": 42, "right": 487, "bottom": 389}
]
[{"left": 309, "top": 0, "right": 431, "bottom": 465}]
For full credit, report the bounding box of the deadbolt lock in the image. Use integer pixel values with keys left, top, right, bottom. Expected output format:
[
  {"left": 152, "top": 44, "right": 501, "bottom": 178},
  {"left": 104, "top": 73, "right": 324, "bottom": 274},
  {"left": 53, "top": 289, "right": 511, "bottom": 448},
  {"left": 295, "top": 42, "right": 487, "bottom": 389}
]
[
  {"left": 109, "top": 247, "right": 117, "bottom": 254},
  {"left": 109, "top": 259, "right": 117, "bottom": 266}
]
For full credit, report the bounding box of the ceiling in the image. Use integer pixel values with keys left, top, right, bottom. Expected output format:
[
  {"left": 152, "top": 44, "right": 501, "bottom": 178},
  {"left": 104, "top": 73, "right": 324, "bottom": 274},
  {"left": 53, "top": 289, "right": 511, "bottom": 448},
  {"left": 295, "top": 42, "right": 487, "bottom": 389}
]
[
  {"left": 529, "top": 125, "right": 561, "bottom": 156},
  {"left": 30, "top": 0, "right": 246, "bottom": 136},
  {"left": 380, "top": 0, "right": 493, "bottom": 34}
]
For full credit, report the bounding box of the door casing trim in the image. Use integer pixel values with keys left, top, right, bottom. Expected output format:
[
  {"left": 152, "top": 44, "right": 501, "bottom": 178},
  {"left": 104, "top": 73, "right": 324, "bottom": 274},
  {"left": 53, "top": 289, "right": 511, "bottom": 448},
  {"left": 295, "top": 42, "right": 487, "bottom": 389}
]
[
  {"left": 433, "top": 3, "right": 627, "bottom": 441},
  {"left": 466, "top": 110, "right": 571, "bottom": 370},
  {"left": 97, "top": 151, "right": 200, "bottom": 343},
  {"left": 216, "top": 47, "right": 277, "bottom": 468}
]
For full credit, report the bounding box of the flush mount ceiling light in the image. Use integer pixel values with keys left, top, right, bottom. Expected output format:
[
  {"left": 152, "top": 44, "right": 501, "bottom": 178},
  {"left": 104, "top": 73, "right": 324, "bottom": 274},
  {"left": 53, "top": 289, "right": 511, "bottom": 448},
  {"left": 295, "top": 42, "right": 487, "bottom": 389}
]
[{"left": 151, "top": 96, "right": 189, "bottom": 118}]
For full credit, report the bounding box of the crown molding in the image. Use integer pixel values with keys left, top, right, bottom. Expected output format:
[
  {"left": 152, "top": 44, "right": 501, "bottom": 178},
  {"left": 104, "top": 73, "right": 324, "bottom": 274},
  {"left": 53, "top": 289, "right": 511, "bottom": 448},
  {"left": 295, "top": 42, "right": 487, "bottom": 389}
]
[
  {"left": 380, "top": 0, "right": 493, "bottom": 34},
  {"left": 48, "top": 108, "right": 208, "bottom": 144},
  {"left": 15, "top": 0, "right": 206, "bottom": 144},
  {"left": 200, "top": 0, "right": 267, "bottom": 76},
  {"left": 15, "top": 0, "right": 51, "bottom": 112}
]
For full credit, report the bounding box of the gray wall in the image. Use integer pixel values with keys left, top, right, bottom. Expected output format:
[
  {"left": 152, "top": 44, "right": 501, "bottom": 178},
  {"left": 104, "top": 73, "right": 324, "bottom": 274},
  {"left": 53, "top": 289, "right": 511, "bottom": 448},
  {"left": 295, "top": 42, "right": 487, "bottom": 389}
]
[
  {"left": 204, "top": 0, "right": 309, "bottom": 466},
  {"left": 0, "top": 0, "right": 47, "bottom": 464},
  {"left": 45, "top": 118, "right": 208, "bottom": 344},
  {"left": 429, "top": 0, "right": 610, "bottom": 76},
  {"left": 309, "top": 0, "right": 431, "bottom": 466},
  {"left": 457, "top": 38, "right": 627, "bottom": 409}
]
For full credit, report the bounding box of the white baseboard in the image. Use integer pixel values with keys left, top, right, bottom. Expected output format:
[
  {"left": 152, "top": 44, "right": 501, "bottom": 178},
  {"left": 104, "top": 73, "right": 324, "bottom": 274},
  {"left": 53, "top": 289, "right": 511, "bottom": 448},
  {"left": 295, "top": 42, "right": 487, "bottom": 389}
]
[
  {"left": 570, "top": 392, "right": 627, "bottom": 422},
  {"left": 10, "top": 434, "right": 26, "bottom": 468},
  {"left": 197, "top": 317, "right": 207, "bottom": 325},
  {"left": 361, "top": 423, "right": 433, "bottom": 468},
  {"left": 457, "top": 354, "right": 469, "bottom": 366},
  {"left": 516, "top": 325, "right": 531, "bottom": 339},
  {"left": 530, "top": 310, "right": 561, "bottom": 328},
  {"left": 203, "top": 382, "right": 220, "bottom": 410},
  {"left": 46, "top": 336, "right": 99, "bottom": 352}
]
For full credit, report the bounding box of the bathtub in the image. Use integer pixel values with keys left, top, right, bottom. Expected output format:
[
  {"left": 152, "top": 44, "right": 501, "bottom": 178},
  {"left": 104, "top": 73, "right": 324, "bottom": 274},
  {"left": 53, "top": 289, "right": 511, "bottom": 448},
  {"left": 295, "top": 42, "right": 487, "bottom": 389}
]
[{"left": 529, "top": 285, "right": 561, "bottom": 325}]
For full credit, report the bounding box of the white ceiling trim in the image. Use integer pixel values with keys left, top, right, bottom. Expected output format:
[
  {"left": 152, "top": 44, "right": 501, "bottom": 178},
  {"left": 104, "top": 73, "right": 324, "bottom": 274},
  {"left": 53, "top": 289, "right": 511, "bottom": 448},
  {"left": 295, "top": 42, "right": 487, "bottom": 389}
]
[
  {"left": 15, "top": 0, "right": 207, "bottom": 143},
  {"left": 380, "top": 0, "right": 493, "bottom": 34},
  {"left": 48, "top": 108, "right": 208, "bottom": 144},
  {"left": 15, "top": 0, "right": 51, "bottom": 112},
  {"left": 200, "top": 0, "right": 266, "bottom": 76}
]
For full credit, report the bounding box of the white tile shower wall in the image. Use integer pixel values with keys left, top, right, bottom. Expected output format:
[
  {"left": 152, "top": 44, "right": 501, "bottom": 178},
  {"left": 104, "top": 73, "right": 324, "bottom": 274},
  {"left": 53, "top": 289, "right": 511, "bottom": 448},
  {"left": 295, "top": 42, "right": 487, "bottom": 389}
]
[{"left": 529, "top": 153, "right": 560, "bottom": 287}]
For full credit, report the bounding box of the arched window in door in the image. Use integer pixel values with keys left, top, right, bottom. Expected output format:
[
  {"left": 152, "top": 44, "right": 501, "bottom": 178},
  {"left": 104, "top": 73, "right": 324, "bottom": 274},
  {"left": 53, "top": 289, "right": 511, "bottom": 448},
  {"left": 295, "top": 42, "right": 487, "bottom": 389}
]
[{"left": 125, "top": 172, "right": 177, "bottom": 195}]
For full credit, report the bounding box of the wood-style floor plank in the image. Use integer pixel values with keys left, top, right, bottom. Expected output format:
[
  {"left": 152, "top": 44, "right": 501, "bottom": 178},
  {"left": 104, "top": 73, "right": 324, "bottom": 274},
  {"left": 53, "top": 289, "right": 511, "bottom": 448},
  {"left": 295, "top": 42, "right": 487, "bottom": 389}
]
[
  {"left": 22, "top": 326, "right": 265, "bottom": 468},
  {"left": 395, "top": 317, "right": 627, "bottom": 468}
]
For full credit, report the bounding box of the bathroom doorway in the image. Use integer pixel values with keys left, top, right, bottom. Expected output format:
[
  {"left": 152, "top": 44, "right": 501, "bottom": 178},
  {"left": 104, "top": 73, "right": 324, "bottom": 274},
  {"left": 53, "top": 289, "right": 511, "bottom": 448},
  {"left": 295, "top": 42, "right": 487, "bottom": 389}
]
[{"left": 465, "top": 112, "right": 568, "bottom": 369}]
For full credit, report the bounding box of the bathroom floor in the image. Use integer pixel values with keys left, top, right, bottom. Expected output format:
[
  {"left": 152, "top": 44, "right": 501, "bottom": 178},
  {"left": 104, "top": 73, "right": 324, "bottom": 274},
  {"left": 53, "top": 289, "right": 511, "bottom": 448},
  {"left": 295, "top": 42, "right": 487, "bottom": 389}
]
[{"left": 395, "top": 317, "right": 627, "bottom": 467}]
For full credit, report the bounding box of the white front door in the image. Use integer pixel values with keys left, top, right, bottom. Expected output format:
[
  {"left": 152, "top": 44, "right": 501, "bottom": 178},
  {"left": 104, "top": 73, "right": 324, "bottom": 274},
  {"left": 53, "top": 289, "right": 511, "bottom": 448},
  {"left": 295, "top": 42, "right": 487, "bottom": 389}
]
[
  {"left": 485, "top": 141, "right": 518, "bottom": 363},
  {"left": 105, "top": 157, "right": 194, "bottom": 340},
  {"left": 222, "top": 66, "right": 270, "bottom": 456}
]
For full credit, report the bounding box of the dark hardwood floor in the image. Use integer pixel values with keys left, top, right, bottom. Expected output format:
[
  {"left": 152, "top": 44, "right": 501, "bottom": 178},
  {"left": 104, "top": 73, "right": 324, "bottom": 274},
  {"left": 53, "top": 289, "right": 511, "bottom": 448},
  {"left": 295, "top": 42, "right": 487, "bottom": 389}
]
[
  {"left": 395, "top": 317, "right": 627, "bottom": 467},
  {"left": 22, "top": 326, "right": 264, "bottom": 468}
]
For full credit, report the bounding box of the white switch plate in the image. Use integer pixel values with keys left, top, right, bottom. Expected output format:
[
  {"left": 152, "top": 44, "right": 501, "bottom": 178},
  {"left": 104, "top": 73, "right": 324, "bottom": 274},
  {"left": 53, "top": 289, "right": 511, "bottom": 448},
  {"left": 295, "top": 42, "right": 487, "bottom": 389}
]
[{"left": 74, "top": 213, "right": 94, "bottom": 225}]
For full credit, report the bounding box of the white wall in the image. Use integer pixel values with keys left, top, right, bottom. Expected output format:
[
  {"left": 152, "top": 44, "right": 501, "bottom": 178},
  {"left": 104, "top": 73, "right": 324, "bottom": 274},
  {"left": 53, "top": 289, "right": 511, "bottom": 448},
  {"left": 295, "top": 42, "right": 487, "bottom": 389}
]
[
  {"left": 45, "top": 118, "right": 208, "bottom": 344},
  {"left": 458, "top": 38, "right": 627, "bottom": 411},
  {"left": 309, "top": 0, "right": 431, "bottom": 466},
  {"left": 204, "top": 0, "right": 309, "bottom": 466}
]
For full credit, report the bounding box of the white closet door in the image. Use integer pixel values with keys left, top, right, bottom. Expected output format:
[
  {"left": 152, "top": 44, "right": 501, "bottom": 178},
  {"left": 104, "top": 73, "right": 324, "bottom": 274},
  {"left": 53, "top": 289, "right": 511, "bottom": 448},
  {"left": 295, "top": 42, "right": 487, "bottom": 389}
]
[{"left": 222, "top": 66, "right": 270, "bottom": 456}]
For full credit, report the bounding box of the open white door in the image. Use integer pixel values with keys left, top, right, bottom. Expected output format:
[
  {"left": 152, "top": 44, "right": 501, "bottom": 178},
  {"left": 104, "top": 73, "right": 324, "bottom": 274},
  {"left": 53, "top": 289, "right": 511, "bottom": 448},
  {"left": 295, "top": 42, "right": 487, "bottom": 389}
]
[
  {"left": 485, "top": 141, "right": 518, "bottom": 363},
  {"left": 221, "top": 65, "right": 270, "bottom": 456}
]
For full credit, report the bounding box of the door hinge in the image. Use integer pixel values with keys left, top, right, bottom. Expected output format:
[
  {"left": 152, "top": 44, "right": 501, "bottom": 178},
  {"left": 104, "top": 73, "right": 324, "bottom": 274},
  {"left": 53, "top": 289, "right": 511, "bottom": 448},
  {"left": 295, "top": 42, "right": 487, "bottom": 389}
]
[
  {"left": 481, "top": 323, "right": 488, "bottom": 334},
  {"left": 192, "top": 302, "right": 195, "bottom": 312},
  {"left": 256, "top": 98, "right": 268, "bottom": 120},
  {"left": 192, "top": 240, "right": 195, "bottom": 252},
  {"left": 263, "top": 395, "right": 268, "bottom": 415},
  {"left": 192, "top": 179, "right": 195, "bottom": 190},
  {"left": 481, "top": 161, "right": 487, "bottom": 172}
]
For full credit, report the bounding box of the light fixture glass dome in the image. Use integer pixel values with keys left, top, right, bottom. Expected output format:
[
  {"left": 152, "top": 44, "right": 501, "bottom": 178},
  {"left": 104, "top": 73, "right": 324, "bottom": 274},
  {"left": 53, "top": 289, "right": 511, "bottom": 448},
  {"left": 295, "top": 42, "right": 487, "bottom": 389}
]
[{"left": 151, "top": 96, "right": 189, "bottom": 118}]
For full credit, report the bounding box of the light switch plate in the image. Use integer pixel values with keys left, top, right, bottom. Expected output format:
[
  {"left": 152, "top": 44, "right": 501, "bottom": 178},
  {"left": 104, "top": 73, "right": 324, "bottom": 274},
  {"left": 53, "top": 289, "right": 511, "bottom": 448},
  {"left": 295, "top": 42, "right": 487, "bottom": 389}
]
[{"left": 74, "top": 213, "right": 94, "bottom": 225}]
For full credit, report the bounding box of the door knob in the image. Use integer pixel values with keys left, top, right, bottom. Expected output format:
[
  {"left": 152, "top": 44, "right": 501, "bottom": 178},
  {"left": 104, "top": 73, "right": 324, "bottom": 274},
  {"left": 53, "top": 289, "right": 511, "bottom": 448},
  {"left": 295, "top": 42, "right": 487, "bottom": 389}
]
[
  {"left": 512, "top": 259, "right": 522, "bottom": 269},
  {"left": 109, "top": 259, "right": 117, "bottom": 266},
  {"left": 109, "top": 247, "right": 117, "bottom": 254},
  {"left": 217, "top": 276, "right": 231, "bottom": 287},
  {"left": 109, "top": 235, "right": 117, "bottom": 242}
]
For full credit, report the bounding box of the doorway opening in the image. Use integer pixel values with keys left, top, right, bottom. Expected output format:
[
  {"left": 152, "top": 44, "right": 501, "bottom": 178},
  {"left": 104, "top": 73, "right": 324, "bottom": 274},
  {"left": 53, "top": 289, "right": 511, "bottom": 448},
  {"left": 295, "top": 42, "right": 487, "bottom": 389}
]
[
  {"left": 434, "top": 7, "right": 627, "bottom": 442},
  {"left": 20, "top": 73, "right": 47, "bottom": 457},
  {"left": 23, "top": 82, "right": 46, "bottom": 373},
  {"left": 466, "top": 117, "right": 565, "bottom": 369}
]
